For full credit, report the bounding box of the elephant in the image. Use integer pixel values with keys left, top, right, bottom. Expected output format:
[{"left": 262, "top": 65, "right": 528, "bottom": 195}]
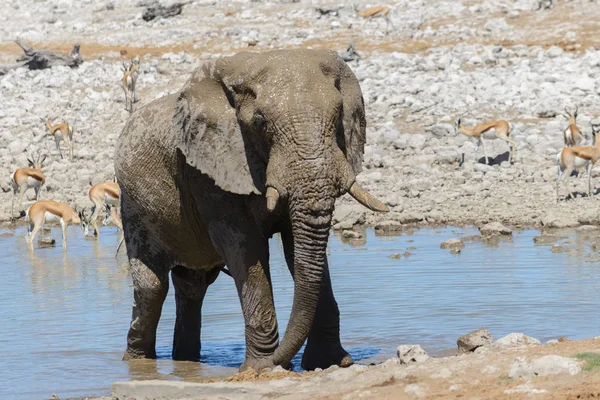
[{"left": 114, "top": 49, "right": 389, "bottom": 372}]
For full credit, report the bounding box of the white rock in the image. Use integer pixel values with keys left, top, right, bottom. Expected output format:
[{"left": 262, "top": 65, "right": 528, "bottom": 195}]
[
  {"left": 404, "top": 384, "right": 425, "bottom": 398},
  {"left": 397, "top": 345, "right": 429, "bottom": 364},
  {"left": 457, "top": 328, "right": 494, "bottom": 353},
  {"left": 508, "top": 355, "right": 581, "bottom": 380},
  {"left": 574, "top": 76, "right": 596, "bottom": 92},
  {"left": 493, "top": 333, "right": 541, "bottom": 349},
  {"left": 504, "top": 383, "right": 547, "bottom": 394}
]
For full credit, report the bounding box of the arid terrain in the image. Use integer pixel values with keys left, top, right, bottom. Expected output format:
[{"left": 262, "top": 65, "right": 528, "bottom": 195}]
[{"left": 2, "top": 0, "right": 600, "bottom": 398}]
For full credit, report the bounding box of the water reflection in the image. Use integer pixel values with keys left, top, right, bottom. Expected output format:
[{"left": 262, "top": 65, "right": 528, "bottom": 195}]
[{"left": 1, "top": 225, "right": 600, "bottom": 399}]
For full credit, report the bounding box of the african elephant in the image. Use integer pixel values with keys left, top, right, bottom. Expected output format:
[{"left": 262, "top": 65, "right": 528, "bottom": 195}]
[{"left": 114, "top": 49, "right": 388, "bottom": 372}]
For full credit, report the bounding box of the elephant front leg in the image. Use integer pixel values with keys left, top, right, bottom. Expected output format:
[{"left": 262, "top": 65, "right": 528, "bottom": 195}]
[
  {"left": 171, "top": 265, "right": 220, "bottom": 361},
  {"left": 210, "top": 228, "right": 280, "bottom": 371},
  {"left": 237, "top": 259, "right": 281, "bottom": 371},
  {"left": 281, "top": 229, "right": 352, "bottom": 371},
  {"left": 124, "top": 257, "right": 169, "bottom": 360}
]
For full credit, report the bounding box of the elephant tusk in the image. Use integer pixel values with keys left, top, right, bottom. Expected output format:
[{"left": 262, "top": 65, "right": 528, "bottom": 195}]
[
  {"left": 266, "top": 186, "right": 279, "bottom": 212},
  {"left": 348, "top": 182, "right": 389, "bottom": 213}
]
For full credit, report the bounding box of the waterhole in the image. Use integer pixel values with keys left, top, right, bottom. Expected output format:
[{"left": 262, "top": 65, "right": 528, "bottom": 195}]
[{"left": 1, "top": 225, "right": 599, "bottom": 399}]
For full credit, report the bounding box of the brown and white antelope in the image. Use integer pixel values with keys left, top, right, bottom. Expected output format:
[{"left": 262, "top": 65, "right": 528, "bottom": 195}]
[
  {"left": 562, "top": 106, "right": 584, "bottom": 147},
  {"left": 25, "top": 200, "right": 87, "bottom": 248},
  {"left": 121, "top": 56, "right": 140, "bottom": 112},
  {"left": 103, "top": 204, "right": 124, "bottom": 257},
  {"left": 352, "top": 4, "right": 392, "bottom": 34},
  {"left": 86, "top": 181, "right": 120, "bottom": 237},
  {"left": 556, "top": 122, "right": 600, "bottom": 201},
  {"left": 456, "top": 118, "right": 516, "bottom": 164},
  {"left": 10, "top": 154, "right": 46, "bottom": 216},
  {"left": 41, "top": 118, "right": 74, "bottom": 161}
]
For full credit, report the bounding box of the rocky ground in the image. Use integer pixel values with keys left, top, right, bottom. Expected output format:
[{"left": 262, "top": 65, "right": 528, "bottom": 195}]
[
  {"left": 0, "top": 0, "right": 600, "bottom": 230},
  {"left": 109, "top": 333, "right": 600, "bottom": 399},
  {"left": 2, "top": 0, "right": 600, "bottom": 398}
]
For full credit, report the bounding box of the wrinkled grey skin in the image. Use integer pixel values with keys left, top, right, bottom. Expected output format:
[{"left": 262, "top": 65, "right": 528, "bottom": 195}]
[{"left": 115, "top": 49, "right": 374, "bottom": 371}]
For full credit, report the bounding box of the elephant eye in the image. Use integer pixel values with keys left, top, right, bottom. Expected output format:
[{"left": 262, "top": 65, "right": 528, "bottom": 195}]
[{"left": 252, "top": 112, "right": 267, "bottom": 131}]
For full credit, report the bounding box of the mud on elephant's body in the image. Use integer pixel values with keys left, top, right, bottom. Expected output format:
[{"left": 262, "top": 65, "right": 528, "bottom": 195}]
[{"left": 115, "top": 49, "right": 388, "bottom": 371}]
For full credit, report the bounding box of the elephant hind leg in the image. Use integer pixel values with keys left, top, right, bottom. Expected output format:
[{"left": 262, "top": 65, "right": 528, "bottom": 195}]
[
  {"left": 124, "top": 256, "right": 170, "bottom": 360},
  {"left": 171, "top": 265, "right": 221, "bottom": 361}
]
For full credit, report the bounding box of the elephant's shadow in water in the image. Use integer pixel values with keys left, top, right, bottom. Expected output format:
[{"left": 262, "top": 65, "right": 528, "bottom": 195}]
[{"left": 157, "top": 344, "right": 380, "bottom": 370}]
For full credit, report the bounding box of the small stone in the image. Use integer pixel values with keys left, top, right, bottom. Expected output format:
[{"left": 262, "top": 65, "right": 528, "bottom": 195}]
[
  {"left": 374, "top": 220, "right": 403, "bottom": 234},
  {"left": 397, "top": 345, "right": 429, "bottom": 364},
  {"left": 533, "top": 235, "right": 559, "bottom": 245},
  {"left": 440, "top": 238, "right": 465, "bottom": 250},
  {"left": 457, "top": 328, "right": 494, "bottom": 353},
  {"left": 341, "top": 230, "right": 363, "bottom": 239},
  {"left": 482, "top": 234, "right": 500, "bottom": 246},
  {"left": 389, "top": 253, "right": 401, "bottom": 259},
  {"left": 551, "top": 244, "right": 565, "bottom": 253},
  {"left": 0, "top": 232, "right": 14, "bottom": 237},
  {"left": 479, "top": 222, "right": 512, "bottom": 236},
  {"left": 39, "top": 238, "right": 56, "bottom": 247},
  {"left": 450, "top": 248, "right": 461, "bottom": 254},
  {"left": 404, "top": 383, "right": 425, "bottom": 398},
  {"left": 558, "top": 336, "right": 568, "bottom": 342}
]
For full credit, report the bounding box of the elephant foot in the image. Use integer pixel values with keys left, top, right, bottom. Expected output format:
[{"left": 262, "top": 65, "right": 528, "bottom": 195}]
[
  {"left": 240, "top": 357, "right": 293, "bottom": 373},
  {"left": 122, "top": 345, "right": 157, "bottom": 361},
  {"left": 301, "top": 341, "right": 353, "bottom": 371}
]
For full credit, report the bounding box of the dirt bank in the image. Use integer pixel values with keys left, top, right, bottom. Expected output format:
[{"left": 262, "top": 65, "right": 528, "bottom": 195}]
[{"left": 108, "top": 336, "right": 600, "bottom": 399}]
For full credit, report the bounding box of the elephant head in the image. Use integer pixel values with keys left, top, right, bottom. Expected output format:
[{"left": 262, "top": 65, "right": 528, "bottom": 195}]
[{"left": 173, "top": 50, "right": 388, "bottom": 368}]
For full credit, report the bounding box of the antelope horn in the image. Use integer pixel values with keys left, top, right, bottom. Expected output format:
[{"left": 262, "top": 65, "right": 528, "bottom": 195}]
[
  {"left": 266, "top": 186, "right": 279, "bottom": 212},
  {"left": 564, "top": 106, "right": 572, "bottom": 117},
  {"left": 574, "top": 105, "right": 579, "bottom": 117},
  {"left": 348, "top": 182, "right": 389, "bottom": 213}
]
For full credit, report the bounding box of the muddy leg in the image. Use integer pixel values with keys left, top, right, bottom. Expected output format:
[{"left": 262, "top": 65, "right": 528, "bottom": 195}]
[
  {"left": 124, "top": 256, "right": 170, "bottom": 360},
  {"left": 171, "top": 266, "right": 220, "bottom": 361}
]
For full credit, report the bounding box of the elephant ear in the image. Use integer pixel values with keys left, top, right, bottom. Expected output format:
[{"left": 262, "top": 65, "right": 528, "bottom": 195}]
[
  {"left": 331, "top": 54, "right": 367, "bottom": 176},
  {"left": 173, "top": 59, "right": 264, "bottom": 195}
]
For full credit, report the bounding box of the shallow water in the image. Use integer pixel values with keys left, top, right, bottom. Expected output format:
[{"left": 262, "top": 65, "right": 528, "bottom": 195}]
[{"left": 1, "top": 225, "right": 600, "bottom": 399}]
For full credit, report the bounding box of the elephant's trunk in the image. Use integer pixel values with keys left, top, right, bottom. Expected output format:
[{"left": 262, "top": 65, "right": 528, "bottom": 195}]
[{"left": 271, "top": 186, "right": 334, "bottom": 367}]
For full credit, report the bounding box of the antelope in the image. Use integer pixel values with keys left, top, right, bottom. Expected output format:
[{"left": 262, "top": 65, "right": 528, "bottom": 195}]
[
  {"left": 41, "top": 118, "right": 74, "bottom": 161},
  {"left": 10, "top": 154, "right": 46, "bottom": 216},
  {"left": 563, "top": 106, "right": 584, "bottom": 147},
  {"left": 86, "top": 181, "right": 120, "bottom": 237},
  {"left": 556, "top": 122, "right": 600, "bottom": 201},
  {"left": 352, "top": 4, "right": 392, "bottom": 34},
  {"left": 121, "top": 56, "right": 140, "bottom": 112},
  {"left": 455, "top": 118, "right": 517, "bottom": 164},
  {"left": 25, "top": 200, "right": 87, "bottom": 248},
  {"left": 103, "top": 204, "right": 124, "bottom": 257}
]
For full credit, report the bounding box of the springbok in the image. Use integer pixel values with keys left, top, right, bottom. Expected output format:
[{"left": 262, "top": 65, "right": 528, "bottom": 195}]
[
  {"left": 352, "top": 4, "right": 392, "bottom": 34},
  {"left": 103, "top": 204, "right": 124, "bottom": 257},
  {"left": 25, "top": 200, "right": 87, "bottom": 248},
  {"left": 86, "top": 181, "right": 120, "bottom": 237},
  {"left": 10, "top": 154, "right": 46, "bottom": 216},
  {"left": 556, "top": 122, "right": 600, "bottom": 201},
  {"left": 121, "top": 56, "right": 140, "bottom": 112},
  {"left": 41, "top": 118, "right": 74, "bottom": 161},
  {"left": 456, "top": 118, "right": 516, "bottom": 164},
  {"left": 563, "top": 106, "right": 584, "bottom": 147}
]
